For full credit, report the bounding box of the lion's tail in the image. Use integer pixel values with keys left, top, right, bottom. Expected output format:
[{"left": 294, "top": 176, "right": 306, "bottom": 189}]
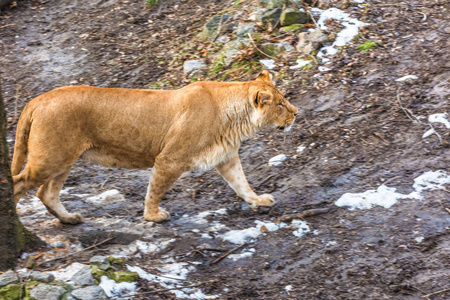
[{"left": 11, "top": 103, "right": 33, "bottom": 176}]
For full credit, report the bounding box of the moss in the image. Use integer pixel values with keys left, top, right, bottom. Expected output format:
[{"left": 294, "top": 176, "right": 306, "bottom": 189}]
[
  {"left": 0, "top": 284, "right": 21, "bottom": 300},
  {"left": 107, "top": 257, "right": 124, "bottom": 267},
  {"left": 281, "top": 24, "right": 303, "bottom": 32},
  {"left": 356, "top": 40, "right": 381, "bottom": 51},
  {"left": 112, "top": 271, "right": 139, "bottom": 283}
]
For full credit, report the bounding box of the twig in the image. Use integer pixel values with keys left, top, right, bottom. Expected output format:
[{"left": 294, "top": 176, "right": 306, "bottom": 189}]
[
  {"left": 276, "top": 208, "right": 330, "bottom": 223},
  {"left": 422, "top": 287, "right": 450, "bottom": 298},
  {"left": 113, "top": 280, "right": 217, "bottom": 299},
  {"left": 426, "top": 122, "right": 443, "bottom": 144},
  {"left": 212, "top": 14, "right": 224, "bottom": 43},
  {"left": 248, "top": 33, "right": 278, "bottom": 60},
  {"left": 0, "top": 24, "right": 15, "bottom": 29},
  {"left": 38, "top": 236, "right": 114, "bottom": 266},
  {"left": 210, "top": 242, "right": 247, "bottom": 265}
]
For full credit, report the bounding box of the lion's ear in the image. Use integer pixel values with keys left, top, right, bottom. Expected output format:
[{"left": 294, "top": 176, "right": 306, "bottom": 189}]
[
  {"left": 253, "top": 91, "right": 272, "bottom": 107},
  {"left": 256, "top": 70, "right": 273, "bottom": 85}
]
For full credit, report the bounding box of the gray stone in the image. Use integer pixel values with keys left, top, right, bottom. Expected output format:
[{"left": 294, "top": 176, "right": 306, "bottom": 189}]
[
  {"left": 183, "top": 59, "right": 207, "bottom": 75},
  {"left": 296, "top": 28, "right": 328, "bottom": 54},
  {"left": 70, "top": 266, "right": 96, "bottom": 287},
  {"left": 258, "top": 0, "right": 299, "bottom": 9},
  {"left": 259, "top": 8, "right": 282, "bottom": 27},
  {"left": 89, "top": 256, "right": 110, "bottom": 270},
  {"left": 280, "top": 9, "right": 310, "bottom": 26},
  {"left": 202, "top": 14, "right": 235, "bottom": 40},
  {"left": 260, "top": 42, "right": 295, "bottom": 57},
  {"left": 29, "top": 284, "right": 66, "bottom": 300},
  {"left": 0, "top": 270, "right": 19, "bottom": 288},
  {"left": 216, "top": 38, "right": 251, "bottom": 66},
  {"left": 234, "top": 22, "right": 255, "bottom": 38},
  {"left": 71, "top": 286, "right": 108, "bottom": 300},
  {"left": 30, "top": 271, "right": 55, "bottom": 283}
]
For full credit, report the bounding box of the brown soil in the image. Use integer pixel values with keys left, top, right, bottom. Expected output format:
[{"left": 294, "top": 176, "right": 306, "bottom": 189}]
[{"left": 1, "top": 0, "right": 450, "bottom": 299}]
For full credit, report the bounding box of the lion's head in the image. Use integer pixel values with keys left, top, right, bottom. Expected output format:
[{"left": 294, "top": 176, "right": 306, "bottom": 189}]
[{"left": 250, "top": 70, "right": 298, "bottom": 132}]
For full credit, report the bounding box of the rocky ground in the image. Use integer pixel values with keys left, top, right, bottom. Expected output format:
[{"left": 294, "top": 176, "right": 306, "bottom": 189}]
[{"left": 1, "top": 0, "right": 450, "bottom": 299}]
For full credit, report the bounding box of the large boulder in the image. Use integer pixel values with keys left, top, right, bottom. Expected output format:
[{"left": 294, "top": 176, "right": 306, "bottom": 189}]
[
  {"left": 70, "top": 266, "right": 96, "bottom": 287},
  {"left": 0, "top": 270, "right": 19, "bottom": 287},
  {"left": 71, "top": 286, "right": 108, "bottom": 300},
  {"left": 202, "top": 15, "right": 235, "bottom": 41},
  {"left": 30, "top": 271, "right": 55, "bottom": 283},
  {"left": 280, "top": 9, "right": 310, "bottom": 26},
  {"left": 260, "top": 42, "right": 296, "bottom": 57},
  {"left": 296, "top": 28, "right": 328, "bottom": 54},
  {"left": 259, "top": 8, "right": 282, "bottom": 27},
  {"left": 29, "top": 284, "right": 66, "bottom": 300}
]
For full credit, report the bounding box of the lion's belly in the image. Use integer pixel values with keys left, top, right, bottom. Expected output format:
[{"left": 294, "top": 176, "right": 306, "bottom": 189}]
[
  {"left": 192, "top": 143, "right": 238, "bottom": 171},
  {"left": 80, "top": 148, "right": 155, "bottom": 169}
]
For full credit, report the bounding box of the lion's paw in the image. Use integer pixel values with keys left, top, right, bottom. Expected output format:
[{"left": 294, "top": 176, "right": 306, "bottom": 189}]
[
  {"left": 60, "top": 213, "right": 84, "bottom": 225},
  {"left": 247, "top": 194, "right": 276, "bottom": 208},
  {"left": 144, "top": 209, "right": 171, "bottom": 222}
]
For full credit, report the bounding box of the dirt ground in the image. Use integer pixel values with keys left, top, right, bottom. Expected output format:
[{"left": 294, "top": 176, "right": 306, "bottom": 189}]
[{"left": 1, "top": 0, "right": 450, "bottom": 299}]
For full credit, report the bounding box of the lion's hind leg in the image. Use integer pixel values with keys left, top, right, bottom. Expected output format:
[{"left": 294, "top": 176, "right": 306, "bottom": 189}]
[{"left": 36, "top": 169, "right": 83, "bottom": 224}]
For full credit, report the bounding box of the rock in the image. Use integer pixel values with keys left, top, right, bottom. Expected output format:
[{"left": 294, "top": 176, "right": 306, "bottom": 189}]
[
  {"left": 71, "top": 286, "right": 108, "bottom": 300},
  {"left": 281, "top": 24, "right": 303, "bottom": 32},
  {"left": 216, "top": 38, "right": 251, "bottom": 67},
  {"left": 233, "top": 22, "right": 255, "bottom": 38},
  {"left": 0, "top": 283, "right": 21, "bottom": 300},
  {"left": 24, "top": 255, "right": 37, "bottom": 269},
  {"left": 280, "top": 9, "right": 310, "bottom": 26},
  {"left": 89, "top": 256, "right": 110, "bottom": 270},
  {"left": 296, "top": 28, "right": 328, "bottom": 54},
  {"left": 112, "top": 271, "right": 139, "bottom": 283},
  {"left": 258, "top": 0, "right": 299, "bottom": 9},
  {"left": 29, "top": 284, "right": 66, "bottom": 300},
  {"left": 202, "top": 14, "right": 234, "bottom": 40},
  {"left": 108, "top": 256, "right": 125, "bottom": 267},
  {"left": 260, "top": 42, "right": 295, "bottom": 57},
  {"left": 259, "top": 8, "right": 282, "bottom": 27},
  {"left": 90, "top": 265, "right": 108, "bottom": 281},
  {"left": 183, "top": 59, "right": 207, "bottom": 75},
  {"left": 30, "top": 271, "right": 55, "bottom": 283},
  {"left": 215, "top": 35, "right": 230, "bottom": 44},
  {"left": 70, "top": 266, "right": 96, "bottom": 287},
  {"left": 0, "top": 270, "right": 19, "bottom": 288}
]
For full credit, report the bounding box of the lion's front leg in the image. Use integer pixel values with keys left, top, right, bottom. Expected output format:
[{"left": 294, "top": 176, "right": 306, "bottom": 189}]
[
  {"left": 144, "top": 162, "right": 183, "bottom": 222},
  {"left": 216, "top": 154, "right": 276, "bottom": 208}
]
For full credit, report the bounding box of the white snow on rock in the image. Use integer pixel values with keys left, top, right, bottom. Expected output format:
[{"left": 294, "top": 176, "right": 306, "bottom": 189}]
[
  {"left": 422, "top": 128, "right": 436, "bottom": 139},
  {"left": 48, "top": 262, "right": 87, "bottom": 283},
  {"left": 260, "top": 59, "right": 276, "bottom": 70},
  {"left": 219, "top": 220, "right": 310, "bottom": 244},
  {"left": 127, "top": 264, "right": 218, "bottom": 299},
  {"left": 336, "top": 170, "right": 450, "bottom": 210},
  {"left": 16, "top": 196, "right": 46, "bottom": 214},
  {"left": 415, "top": 236, "right": 424, "bottom": 243},
  {"left": 99, "top": 275, "right": 137, "bottom": 297},
  {"left": 86, "top": 189, "right": 123, "bottom": 204},
  {"left": 312, "top": 7, "right": 368, "bottom": 63},
  {"left": 395, "top": 75, "right": 419, "bottom": 82},
  {"left": 135, "top": 238, "right": 176, "bottom": 254},
  {"left": 290, "top": 59, "right": 311, "bottom": 70},
  {"left": 285, "top": 285, "right": 293, "bottom": 292},
  {"left": 268, "top": 154, "right": 287, "bottom": 166}
]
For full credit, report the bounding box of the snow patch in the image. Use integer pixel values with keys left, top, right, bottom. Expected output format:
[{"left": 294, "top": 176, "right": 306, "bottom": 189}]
[
  {"left": 99, "top": 275, "right": 137, "bottom": 297},
  {"left": 86, "top": 189, "right": 123, "bottom": 204},
  {"left": 227, "top": 248, "right": 256, "bottom": 261},
  {"left": 285, "top": 285, "right": 293, "bottom": 292},
  {"left": 312, "top": 7, "right": 368, "bottom": 63},
  {"left": 428, "top": 113, "right": 450, "bottom": 128},
  {"left": 268, "top": 154, "right": 287, "bottom": 166},
  {"left": 336, "top": 170, "right": 450, "bottom": 210},
  {"left": 290, "top": 59, "right": 311, "bottom": 70},
  {"left": 396, "top": 75, "right": 419, "bottom": 82},
  {"left": 135, "top": 238, "right": 176, "bottom": 254},
  {"left": 415, "top": 236, "right": 424, "bottom": 243},
  {"left": 296, "top": 145, "right": 306, "bottom": 153},
  {"left": 127, "top": 264, "right": 218, "bottom": 299},
  {"left": 260, "top": 59, "right": 276, "bottom": 70},
  {"left": 48, "top": 262, "right": 86, "bottom": 283},
  {"left": 219, "top": 220, "right": 310, "bottom": 244}
]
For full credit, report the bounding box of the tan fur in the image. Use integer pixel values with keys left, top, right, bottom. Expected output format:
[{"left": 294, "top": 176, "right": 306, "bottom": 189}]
[{"left": 12, "top": 71, "right": 298, "bottom": 224}]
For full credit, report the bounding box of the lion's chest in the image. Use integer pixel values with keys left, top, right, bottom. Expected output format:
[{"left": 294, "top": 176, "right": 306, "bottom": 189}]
[{"left": 192, "top": 143, "right": 238, "bottom": 171}]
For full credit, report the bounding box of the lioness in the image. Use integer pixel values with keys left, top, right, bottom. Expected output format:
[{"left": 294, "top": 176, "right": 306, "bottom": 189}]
[{"left": 12, "top": 70, "right": 298, "bottom": 224}]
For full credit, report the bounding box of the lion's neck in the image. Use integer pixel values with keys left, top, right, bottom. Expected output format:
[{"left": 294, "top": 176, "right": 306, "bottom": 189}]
[{"left": 217, "top": 96, "right": 262, "bottom": 146}]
